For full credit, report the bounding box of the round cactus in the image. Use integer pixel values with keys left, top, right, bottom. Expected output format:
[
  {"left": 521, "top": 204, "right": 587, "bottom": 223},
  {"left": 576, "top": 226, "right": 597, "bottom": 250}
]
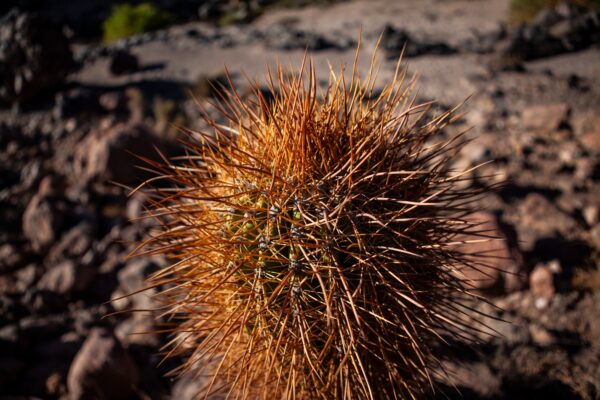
[{"left": 136, "top": 52, "right": 491, "bottom": 399}]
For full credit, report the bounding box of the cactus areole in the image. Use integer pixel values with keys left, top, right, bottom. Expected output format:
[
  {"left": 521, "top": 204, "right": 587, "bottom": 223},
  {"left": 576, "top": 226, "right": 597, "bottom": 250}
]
[{"left": 134, "top": 48, "right": 490, "bottom": 400}]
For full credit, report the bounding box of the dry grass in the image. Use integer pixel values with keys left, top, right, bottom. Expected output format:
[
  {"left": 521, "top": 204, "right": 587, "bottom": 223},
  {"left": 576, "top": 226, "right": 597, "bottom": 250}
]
[{"left": 132, "top": 44, "right": 496, "bottom": 399}]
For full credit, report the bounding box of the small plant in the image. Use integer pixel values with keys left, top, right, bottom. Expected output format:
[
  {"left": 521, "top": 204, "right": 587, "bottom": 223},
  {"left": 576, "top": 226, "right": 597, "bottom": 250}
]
[
  {"left": 102, "top": 3, "right": 173, "bottom": 43},
  {"left": 509, "top": 0, "right": 600, "bottom": 24},
  {"left": 135, "top": 47, "right": 492, "bottom": 399}
]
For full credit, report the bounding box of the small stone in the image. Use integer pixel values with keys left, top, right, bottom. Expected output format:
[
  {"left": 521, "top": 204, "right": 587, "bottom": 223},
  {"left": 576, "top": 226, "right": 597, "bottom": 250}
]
[
  {"left": 19, "top": 315, "right": 66, "bottom": 344},
  {"left": 37, "top": 260, "right": 93, "bottom": 295},
  {"left": 22, "top": 193, "right": 64, "bottom": 250},
  {"left": 529, "top": 324, "right": 555, "bottom": 346},
  {"left": 583, "top": 205, "right": 598, "bottom": 226},
  {"left": 99, "top": 91, "right": 127, "bottom": 113},
  {"left": 530, "top": 263, "right": 555, "bottom": 301},
  {"left": 46, "top": 371, "right": 66, "bottom": 397},
  {"left": 67, "top": 328, "right": 139, "bottom": 400},
  {"left": 47, "top": 223, "right": 94, "bottom": 264},
  {"left": 0, "top": 244, "right": 23, "bottom": 273},
  {"left": 521, "top": 103, "right": 569, "bottom": 133},
  {"left": 23, "top": 288, "right": 67, "bottom": 314},
  {"left": 517, "top": 193, "right": 577, "bottom": 250}
]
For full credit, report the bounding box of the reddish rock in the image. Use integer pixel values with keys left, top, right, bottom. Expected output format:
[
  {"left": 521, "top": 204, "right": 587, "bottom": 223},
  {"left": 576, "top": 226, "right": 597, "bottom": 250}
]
[
  {"left": 521, "top": 103, "right": 569, "bottom": 133},
  {"left": 73, "top": 123, "right": 164, "bottom": 186},
  {"left": 579, "top": 118, "right": 600, "bottom": 154},
  {"left": 455, "top": 212, "right": 525, "bottom": 294},
  {"left": 67, "top": 328, "right": 139, "bottom": 400},
  {"left": 517, "top": 193, "right": 577, "bottom": 251},
  {"left": 22, "top": 195, "right": 64, "bottom": 251}
]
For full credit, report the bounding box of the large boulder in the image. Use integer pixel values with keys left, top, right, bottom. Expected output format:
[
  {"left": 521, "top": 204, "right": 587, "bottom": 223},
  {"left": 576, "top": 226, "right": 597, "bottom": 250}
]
[{"left": 0, "top": 9, "right": 74, "bottom": 105}]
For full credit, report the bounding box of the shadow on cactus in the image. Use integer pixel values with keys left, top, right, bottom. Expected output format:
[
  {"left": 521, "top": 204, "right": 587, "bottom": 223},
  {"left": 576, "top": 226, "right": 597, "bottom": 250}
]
[{"left": 132, "top": 47, "right": 497, "bottom": 399}]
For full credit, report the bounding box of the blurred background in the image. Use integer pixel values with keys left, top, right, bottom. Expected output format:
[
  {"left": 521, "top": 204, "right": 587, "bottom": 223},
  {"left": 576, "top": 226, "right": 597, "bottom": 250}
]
[{"left": 0, "top": 0, "right": 599, "bottom": 399}]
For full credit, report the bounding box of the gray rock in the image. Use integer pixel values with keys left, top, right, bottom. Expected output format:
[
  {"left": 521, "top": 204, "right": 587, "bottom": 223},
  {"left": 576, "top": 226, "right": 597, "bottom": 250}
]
[{"left": 67, "top": 328, "right": 139, "bottom": 400}]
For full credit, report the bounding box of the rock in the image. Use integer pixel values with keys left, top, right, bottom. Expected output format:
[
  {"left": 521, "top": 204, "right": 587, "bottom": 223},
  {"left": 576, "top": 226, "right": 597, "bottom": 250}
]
[
  {"left": 115, "top": 317, "right": 159, "bottom": 347},
  {"left": 14, "top": 263, "right": 40, "bottom": 292},
  {"left": 0, "top": 324, "right": 19, "bottom": 343},
  {"left": 37, "top": 260, "right": 93, "bottom": 295},
  {"left": 191, "top": 73, "right": 229, "bottom": 99},
  {"left": 99, "top": 91, "right": 127, "bottom": 113},
  {"left": 67, "top": 328, "right": 139, "bottom": 400},
  {"left": 21, "top": 175, "right": 69, "bottom": 251},
  {"left": 262, "top": 25, "right": 336, "bottom": 51},
  {"left": 516, "top": 193, "right": 578, "bottom": 251},
  {"left": 46, "top": 371, "right": 66, "bottom": 397},
  {"left": 379, "top": 24, "right": 456, "bottom": 58},
  {"left": 170, "top": 372, "right": 207, "bottom": 400},
  {"left": 439, "top": 362, "right": 502, "bottom": 398},
  {"left": 529, "top": 323, "right": 555, "bottom": 346},
  {"left": 23, "top": 288, "right": 68, "bottom": 314},
  {"left": 117, "top": 258, "right": 161, "bottom": 311},
  {"left": 53, "top": 88, "right": 100, "bottom": 120},
  {"left": 530, "top": 263, "right": 555, "bottom": 303},
  {"left": 503, "top": 6, "right": 600, "bottom": 61},
  {"left": 19, "top": 315, "right": 66, "bottom": 344},
  {"left": 22, "top": 192, "right": 64, "bottom": 251},
  {"left": 108, "top": 50, "right": 139, "bottom": 76},
  {"left": 578, "top": 117, "right": 600, "bottom": 155},
  {"left": 0, "top": 9, "right": 74, "bottom": 105},
  {"left": 47, "top": 223, "right": 94, "bottom": 265},
  {"left": 521, "top": 103, "right": 569, "bottom": 134},
  {"left": 455, "top": 212, "right": 525, "bottom": 294},
  {"left": 125, "top": 87, "right": 146, "bottom": 123},
  {"left": 583, "top": 205, "right": 598, "bottom": 226},
  {"left": 73, "top": 123, "right": 164, "bottom": 186},
  {"left": 0, "top": 243, "right": 23, "bottom": 273}
]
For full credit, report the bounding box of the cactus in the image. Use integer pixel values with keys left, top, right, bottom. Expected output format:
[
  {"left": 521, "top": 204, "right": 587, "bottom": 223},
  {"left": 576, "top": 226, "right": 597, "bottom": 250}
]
[{"left": 135, "top": 50, "right": 490, "bottom": 399}]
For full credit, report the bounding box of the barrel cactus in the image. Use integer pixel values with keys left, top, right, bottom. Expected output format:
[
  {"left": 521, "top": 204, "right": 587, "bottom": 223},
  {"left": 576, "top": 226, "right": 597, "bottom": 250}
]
[{"left": 135, "top": 53, "right": 490, "bottom": 399}]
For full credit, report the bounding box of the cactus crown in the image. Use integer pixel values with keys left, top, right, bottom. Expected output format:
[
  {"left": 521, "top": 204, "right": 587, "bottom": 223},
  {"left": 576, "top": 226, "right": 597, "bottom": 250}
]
[{"left": 136, "top": 49, "right": 489, "bottom": 399}]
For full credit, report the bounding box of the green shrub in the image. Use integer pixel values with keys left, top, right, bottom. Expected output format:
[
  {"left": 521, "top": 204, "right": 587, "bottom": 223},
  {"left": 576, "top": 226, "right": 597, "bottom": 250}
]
[
  {"left": 102, "top": 3, "right": 173, "bottom": 43},
  {"left": 509, "top": 0, "right": 600, "bottom": 24}
]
